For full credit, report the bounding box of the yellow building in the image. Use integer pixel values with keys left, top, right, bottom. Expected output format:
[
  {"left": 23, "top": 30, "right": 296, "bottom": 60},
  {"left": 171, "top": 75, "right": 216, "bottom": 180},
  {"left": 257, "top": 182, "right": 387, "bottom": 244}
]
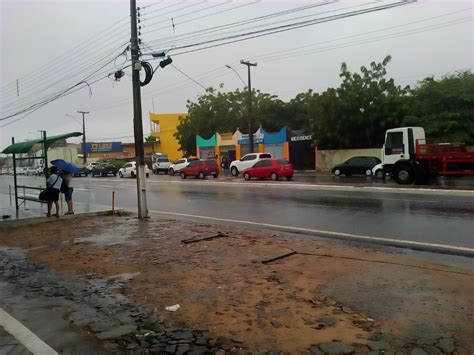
[{"left": 149, "top": 112, "right": 186, "bottom": 161}]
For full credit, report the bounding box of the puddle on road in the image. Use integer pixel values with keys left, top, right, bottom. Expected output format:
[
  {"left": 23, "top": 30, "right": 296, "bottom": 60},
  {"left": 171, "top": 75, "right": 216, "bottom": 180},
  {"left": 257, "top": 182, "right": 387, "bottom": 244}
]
[{"left": 73, "top": 222, "right": 141, "bottom": 246}]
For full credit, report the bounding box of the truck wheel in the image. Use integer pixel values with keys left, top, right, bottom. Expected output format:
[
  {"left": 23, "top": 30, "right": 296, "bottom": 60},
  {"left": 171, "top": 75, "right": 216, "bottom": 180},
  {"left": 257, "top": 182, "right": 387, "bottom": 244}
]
[
  {"left": 119, "top": 172, "right": 123, "bottom": 178},
  {"left": 231, "top": 167, "right": 239, "bottom": 176},
  {"left": 169, "top": 168, "right": 174, "bottom": 175},
  {"left": 394, "top": 164, "right": 414, "bottom": 185}
]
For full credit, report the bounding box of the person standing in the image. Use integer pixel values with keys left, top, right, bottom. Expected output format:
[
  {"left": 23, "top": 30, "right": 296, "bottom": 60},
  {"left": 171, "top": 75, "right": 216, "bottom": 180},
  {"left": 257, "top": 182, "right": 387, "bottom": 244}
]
[
  {"left": 46, "top": 167, "right": 62, "bottom": 217},
  {"left": 61, "top": 171, "right": 74, "bottom": 215}
]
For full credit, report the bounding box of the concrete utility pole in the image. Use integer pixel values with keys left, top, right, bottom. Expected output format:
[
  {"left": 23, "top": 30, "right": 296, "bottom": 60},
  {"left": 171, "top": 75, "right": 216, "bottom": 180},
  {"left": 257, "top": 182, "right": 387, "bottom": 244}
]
[
  {"left": 130, "top": 0, "right": 149, "bottom": 218},
  {"left": 240, "top": 60, "right": 257, "bottom": 153},
  {"left": 77, "top": 110, "right": 89, "bottom": 164}
]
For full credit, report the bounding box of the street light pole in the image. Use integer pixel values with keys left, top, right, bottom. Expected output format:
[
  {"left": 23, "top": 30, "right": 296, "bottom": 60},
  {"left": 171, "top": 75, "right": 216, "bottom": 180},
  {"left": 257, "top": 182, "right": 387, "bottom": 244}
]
[
  {"left": 240, "top": 60, "right": 257, "bottom": 153},
  {"left": 77, "top": 110, "right": 89, "bottom": 164},
  {"left": 130, "top": 0, "right": 149, "bottom": 218}
]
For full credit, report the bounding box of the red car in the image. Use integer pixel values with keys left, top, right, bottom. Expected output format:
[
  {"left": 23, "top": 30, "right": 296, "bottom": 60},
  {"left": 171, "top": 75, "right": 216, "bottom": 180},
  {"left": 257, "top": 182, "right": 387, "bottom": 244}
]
[
  {"left": 243, "top": 158, "right": 294, "bottom": 181},
  {"left": 180, "top": 159, "right": 219, "bottom": 179}
]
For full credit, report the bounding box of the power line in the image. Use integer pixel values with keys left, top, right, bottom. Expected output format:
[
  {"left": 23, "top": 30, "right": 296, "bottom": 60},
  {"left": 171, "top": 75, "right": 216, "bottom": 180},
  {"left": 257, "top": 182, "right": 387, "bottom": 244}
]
[
  {"left": 1, "top": 43, "right": 130, "bottom": 115},
  {"left": 143, "top": 0, "right": 262, "bottom": 36},
  {"left": 143, "top": 0, "right": 340, "bottom": 47},
  {"left": 171, "top": 64, "right": 210, "bottom": 91},
  {"left": 163, "top": 1, "right": 415, "bottom": 56},
  {"left": 0, "top": 16, "right": 129, "bottom": 94}
]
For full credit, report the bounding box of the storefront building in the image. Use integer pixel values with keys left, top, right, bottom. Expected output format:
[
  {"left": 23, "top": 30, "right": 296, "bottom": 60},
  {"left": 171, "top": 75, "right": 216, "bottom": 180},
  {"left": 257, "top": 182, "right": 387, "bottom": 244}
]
[
  {"left": 196, "top": 134, "right": 217, "bottom": 159},
  {"left": 289, "top": 130, "right": 315, "bottom": 170},
  {"left": 149, "top": 112, "right": 186, "bottom": 161}
]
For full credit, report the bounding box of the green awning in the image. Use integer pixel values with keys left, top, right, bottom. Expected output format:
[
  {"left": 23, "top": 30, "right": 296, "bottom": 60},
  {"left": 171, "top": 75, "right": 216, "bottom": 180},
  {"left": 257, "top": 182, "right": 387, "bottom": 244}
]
[{"left": 2, "top": 132, "right": 83, "bottom": 154}]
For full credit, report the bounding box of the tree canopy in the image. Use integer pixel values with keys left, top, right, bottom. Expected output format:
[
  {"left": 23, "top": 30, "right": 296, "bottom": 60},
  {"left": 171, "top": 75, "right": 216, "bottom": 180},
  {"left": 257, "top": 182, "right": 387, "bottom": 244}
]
[{"left": 175, "top": 56, "right": 473, "bottom": 156}]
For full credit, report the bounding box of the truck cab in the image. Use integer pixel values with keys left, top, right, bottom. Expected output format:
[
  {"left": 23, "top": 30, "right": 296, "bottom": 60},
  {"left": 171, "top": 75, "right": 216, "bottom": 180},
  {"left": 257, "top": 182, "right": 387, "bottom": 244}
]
[{"left": 382, "top": 127, "right": 426, "bottom": 184}]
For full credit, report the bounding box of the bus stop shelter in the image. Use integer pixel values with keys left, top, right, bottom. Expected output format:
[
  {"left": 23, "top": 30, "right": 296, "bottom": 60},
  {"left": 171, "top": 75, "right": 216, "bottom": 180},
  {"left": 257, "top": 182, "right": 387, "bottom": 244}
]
[{"left": 2, "top": 131, "right": 83, "bottom": 210}]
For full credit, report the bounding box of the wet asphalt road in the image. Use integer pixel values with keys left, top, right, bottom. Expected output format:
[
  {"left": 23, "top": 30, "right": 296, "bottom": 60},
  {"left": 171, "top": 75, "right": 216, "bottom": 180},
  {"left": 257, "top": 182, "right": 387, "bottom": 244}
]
[{"left": 1, "top": 174, "right": 473, "bottom": 249}]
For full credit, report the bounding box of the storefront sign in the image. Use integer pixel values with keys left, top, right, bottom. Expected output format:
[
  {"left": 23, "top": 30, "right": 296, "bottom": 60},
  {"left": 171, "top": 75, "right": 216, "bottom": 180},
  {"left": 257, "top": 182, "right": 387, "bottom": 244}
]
[
  {"left": 290, "top": 135, "right": 312, "bottom": 142},
  {"left": 85, "top": 142, "right": 123, "bottom": 153},
  {"left": 220, "top": 132, "right": 233, "bottom": 141},
  {"left": 238, "top": 133, "right": 264, "bottom": 145}
]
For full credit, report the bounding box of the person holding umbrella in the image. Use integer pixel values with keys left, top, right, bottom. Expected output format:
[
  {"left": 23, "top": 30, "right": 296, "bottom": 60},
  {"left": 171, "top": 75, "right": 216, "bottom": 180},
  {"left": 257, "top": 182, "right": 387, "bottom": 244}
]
[
  {"left": 61, "top": 170, "right": 74, "bottom": 215},
  {"left": 51, "top": 159, "right": 78, "bottom": 215},
  {"left": 46, "top": 166, "right": 62, "bottom": 217}
]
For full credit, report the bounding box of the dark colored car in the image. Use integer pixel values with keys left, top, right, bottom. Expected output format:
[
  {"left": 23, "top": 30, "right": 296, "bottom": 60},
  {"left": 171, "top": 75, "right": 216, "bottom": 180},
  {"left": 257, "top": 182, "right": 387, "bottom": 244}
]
[
  {"left": 91, "top": 163, "right": 118, "bottom": 177},
  {"left": 243, "top": 158, "right": 294, "bottom": 181},
  {"left": 332, "top": 156, "right": 381, "bottom": 177},
  {"left": 180, "top": 160, "right": 219, "bottom": 179},
  {"left": 73, "top": 164, "right": 90, "bottom": 177}
]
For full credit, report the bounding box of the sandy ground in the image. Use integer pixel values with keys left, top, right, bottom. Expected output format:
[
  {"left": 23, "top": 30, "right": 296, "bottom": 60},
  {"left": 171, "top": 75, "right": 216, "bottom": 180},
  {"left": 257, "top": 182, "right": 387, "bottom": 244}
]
[{"left": 0, "top": 215, "right": 473, "bottom": 353}]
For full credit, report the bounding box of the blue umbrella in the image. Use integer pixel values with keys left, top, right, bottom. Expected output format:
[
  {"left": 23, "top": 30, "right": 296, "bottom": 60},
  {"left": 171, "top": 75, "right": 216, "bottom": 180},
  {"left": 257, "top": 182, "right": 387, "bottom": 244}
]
[{"left": 51, "top": 159, "right": 79, "bottom": 173}]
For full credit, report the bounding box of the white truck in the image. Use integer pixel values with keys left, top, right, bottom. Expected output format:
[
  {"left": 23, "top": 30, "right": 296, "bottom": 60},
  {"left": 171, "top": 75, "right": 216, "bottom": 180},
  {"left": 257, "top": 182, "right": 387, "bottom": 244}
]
[{"left": 380, "top": 127, "right": 474, "bottom": 184}]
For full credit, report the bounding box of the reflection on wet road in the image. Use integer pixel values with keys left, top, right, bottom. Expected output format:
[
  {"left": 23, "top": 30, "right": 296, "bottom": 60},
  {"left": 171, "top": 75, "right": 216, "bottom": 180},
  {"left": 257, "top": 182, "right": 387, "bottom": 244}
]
[{"left": 1, "top": 176, "right": 473, "bottom": 248}]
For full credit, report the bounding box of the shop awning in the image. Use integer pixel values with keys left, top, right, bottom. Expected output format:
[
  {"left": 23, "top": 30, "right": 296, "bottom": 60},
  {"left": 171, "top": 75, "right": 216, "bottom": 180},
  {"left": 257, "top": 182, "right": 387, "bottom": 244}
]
[{"left": 2, "top": 132, "right": 83, "bottom": 154}]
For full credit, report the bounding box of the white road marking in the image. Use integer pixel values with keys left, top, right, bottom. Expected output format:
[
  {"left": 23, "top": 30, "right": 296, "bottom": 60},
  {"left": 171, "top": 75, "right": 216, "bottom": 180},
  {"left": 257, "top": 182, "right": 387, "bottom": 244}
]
[
  {"left": 0, "top": 308, "right": 58, "bottom": 354},
  {"left": 150, "top": 210, "right": 474, "bottom": 255}
]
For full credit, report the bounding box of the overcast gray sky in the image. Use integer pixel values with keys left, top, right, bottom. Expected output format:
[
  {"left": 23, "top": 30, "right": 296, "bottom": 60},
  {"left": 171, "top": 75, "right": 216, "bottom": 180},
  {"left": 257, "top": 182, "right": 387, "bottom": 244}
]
[{"left": 1, "top": 0, "right": 472, "bottom": 149}]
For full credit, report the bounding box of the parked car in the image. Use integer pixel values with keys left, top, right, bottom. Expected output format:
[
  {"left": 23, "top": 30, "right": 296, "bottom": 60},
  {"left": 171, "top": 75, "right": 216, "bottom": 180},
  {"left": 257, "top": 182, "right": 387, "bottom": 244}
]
[
  {"left": 91, "top": 163, "right": 118, "bottom": 177},
  {"left": 229, "top": 153, "right": 272, "bottom": 176},
  {"left": 332, "top": 156, "right": 381, "bottom": 177},
  {"left": 35, "top": 166, "right": 44, "bottom": 176},
  {"left": 152, "top": 155, "right": 171, "bottom": 174},
  {"left": 25, "top": 167, "right": 37, "bottom": 176},
  {"left": 118, "top": 161, "right": 150, "bottom": 178},
  {"left": 86, "top": 161, "right": 100, "bottom": 171},
  {"left": 16, "top": 167, "right": 28, "bottom": 175},
  {"left": 180, "top": 160, "right": 219, "bottom": 179},
  {"left": 73, "top": 164, "right": 90, "bottom": 177},
  {"left": 168, "top": 157, "right": 199, "bottom": 175},
  {"left": 243, "top": 158, "right": 294, "bottom": 181}
]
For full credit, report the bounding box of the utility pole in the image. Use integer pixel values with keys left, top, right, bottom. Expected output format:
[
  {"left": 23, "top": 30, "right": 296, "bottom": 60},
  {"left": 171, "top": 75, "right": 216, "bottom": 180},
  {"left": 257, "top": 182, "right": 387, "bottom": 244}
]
[
  {"left": 77, "top": 110, "right": 89, "bottom": 164},
  {"left": 130, "top": 0, "right": 149, "bottom": 218},
  {"left": 240, "top": 60, "right": 257, "bottom": 153}
]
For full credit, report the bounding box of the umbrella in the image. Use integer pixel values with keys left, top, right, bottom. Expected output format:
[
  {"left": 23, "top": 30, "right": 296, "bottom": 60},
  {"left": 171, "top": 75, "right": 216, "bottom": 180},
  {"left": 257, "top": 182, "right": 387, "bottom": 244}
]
[{"left": 51, "top": 159, "right": 79, "bottom": 173}]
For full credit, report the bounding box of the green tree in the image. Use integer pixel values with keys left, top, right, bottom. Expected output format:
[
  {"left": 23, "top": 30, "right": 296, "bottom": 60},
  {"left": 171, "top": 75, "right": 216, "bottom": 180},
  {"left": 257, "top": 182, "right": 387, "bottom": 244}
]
[
  {"left": 311, "top": 55, "right": 410, "bottom": 149},
  {"left": 403, "top": 71, "right": 474, "bottom": 144},
  {"left": 175, "top": 87, "right": 291, "bottom": 156}
]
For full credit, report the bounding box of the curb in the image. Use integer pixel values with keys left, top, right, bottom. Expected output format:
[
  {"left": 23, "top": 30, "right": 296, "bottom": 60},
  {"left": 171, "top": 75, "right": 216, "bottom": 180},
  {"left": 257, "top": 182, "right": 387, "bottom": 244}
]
[
  {"left": 151, "top": 210, "right": 474, "bottom": 258},
  {"left": 0, "top": 209, "right": 125, "bottom": 229},
  {"left": 0, "top": 308, "right": 58, "bottom": 354}
]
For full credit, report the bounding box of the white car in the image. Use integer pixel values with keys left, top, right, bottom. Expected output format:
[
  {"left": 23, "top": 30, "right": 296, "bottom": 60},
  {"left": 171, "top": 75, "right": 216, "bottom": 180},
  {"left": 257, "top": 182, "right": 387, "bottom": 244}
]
[
  {"left": 86, "top": 162, "right": 100, "bottom": 171},
  {"left": 372, "top": 163, "right": 391, "bottom": 179},
  {"left": 118, "top": 161, "right": 150, "bottom": 178},
  {"left": 230, "top": 153, "right": 272, "bottom": 176},
  {"left": 25, "top": 167, "right": 38, "bottom": 176},
  {"left": 152, "top": 156, "right": 171, "bottom": 174},
  {"left": 168, "top": 157, "right": 198, "bottom": 175}
]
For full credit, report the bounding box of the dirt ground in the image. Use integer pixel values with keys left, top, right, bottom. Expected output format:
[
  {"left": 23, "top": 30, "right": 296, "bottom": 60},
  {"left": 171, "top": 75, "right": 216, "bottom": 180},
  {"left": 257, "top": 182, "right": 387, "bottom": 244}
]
[{"left": 0, "top": 215, "right": 473, "bottom": 353}]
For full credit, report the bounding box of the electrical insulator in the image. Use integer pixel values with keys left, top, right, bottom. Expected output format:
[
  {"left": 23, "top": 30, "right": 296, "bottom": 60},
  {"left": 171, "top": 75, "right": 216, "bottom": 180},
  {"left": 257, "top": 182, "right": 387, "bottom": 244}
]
[{"left": 160, "top": 57, "right": 173, "bottom": 68}]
